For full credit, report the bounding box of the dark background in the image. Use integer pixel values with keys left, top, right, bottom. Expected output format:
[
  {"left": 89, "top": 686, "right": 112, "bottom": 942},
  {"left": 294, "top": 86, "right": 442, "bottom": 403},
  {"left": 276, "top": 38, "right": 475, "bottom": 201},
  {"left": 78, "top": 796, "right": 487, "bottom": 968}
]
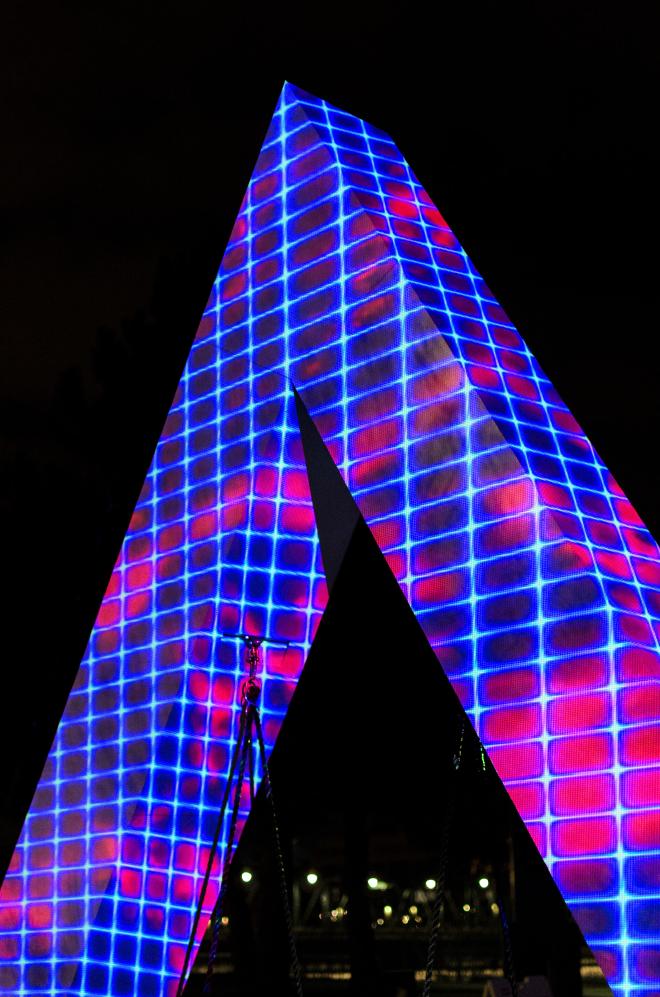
[{"left": 1, "top": 0, "right": 659, "bottom": 876}]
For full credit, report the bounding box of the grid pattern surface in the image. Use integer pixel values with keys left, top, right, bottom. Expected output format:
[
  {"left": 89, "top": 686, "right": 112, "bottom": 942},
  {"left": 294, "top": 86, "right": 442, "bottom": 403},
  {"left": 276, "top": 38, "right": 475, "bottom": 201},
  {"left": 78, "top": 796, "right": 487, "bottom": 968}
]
[{"left": 1, "top": 82, "right": 660, "bottom": 996}]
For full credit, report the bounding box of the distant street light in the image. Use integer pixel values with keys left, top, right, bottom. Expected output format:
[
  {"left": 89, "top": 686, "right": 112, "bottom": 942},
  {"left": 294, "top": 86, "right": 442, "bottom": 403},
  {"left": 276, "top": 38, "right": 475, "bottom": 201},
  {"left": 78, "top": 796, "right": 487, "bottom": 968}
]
[
  {"left": 240, "top": 870, "right": 253, "bottom": 884},
  {"left": 306, "top": 871, "right": 319, "bottom": 886},
  {"left": 425, "top": 878, "right": 437, "bottom": 890}
]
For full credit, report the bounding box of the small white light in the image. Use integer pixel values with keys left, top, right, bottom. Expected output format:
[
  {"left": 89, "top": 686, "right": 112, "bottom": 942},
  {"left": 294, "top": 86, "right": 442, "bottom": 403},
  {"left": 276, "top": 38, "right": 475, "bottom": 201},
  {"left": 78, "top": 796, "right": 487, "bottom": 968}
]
[
  {"left": 462, "top": 903, "right": 471, "bottom": 912},
  {"left": 425, "top": 878, "right": 437, "bottom": 890},
  {"left": 409, "top": 905, "right": 418, "bottom": 915},
  {"left": 367, "top": 876, "right": 379, "bottom": 890},
  {"left": 376, "top": 917, "right": 384, "bottom": 926},
  {"left": 478, "top": 877, "right": 489, "bottom": 889},
  {"left": 240, "top": 870, "right": 253, "bottom": 883},
  {"left": 306, "top": 872, "right": 319, "bottom": 885},
  {"left": 383, "top": 905, "right": 393, "bottom": 917}
]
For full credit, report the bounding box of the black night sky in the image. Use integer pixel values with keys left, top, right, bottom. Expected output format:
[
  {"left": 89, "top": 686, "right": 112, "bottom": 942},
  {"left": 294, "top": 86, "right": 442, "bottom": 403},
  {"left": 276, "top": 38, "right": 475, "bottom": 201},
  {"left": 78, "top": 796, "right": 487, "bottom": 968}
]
[{"left": 1, "top": 0, "right": 659, "bottom": 940}]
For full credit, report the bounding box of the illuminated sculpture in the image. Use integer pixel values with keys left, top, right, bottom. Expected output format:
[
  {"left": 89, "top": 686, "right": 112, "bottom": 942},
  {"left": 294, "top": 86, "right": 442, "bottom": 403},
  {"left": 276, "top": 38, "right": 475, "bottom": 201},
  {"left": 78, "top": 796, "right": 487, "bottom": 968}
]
[{"left": 1, "top": 81, "right": 659, "bottom": 996}]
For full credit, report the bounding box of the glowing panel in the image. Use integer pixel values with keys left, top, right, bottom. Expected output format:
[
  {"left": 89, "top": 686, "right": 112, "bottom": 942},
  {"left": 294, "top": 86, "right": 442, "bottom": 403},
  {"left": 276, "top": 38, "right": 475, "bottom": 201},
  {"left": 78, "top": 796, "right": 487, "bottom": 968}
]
[{"left": 1, "top": 81, "right": 660, "bottom": 996}]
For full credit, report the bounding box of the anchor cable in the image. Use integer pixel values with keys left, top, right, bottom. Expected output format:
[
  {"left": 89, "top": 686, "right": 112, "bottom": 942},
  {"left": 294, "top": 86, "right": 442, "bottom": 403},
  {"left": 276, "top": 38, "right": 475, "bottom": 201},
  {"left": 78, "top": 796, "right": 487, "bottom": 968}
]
[
  {"left": 174, "top": 705, "right": 248, "bottom": 997},
  {"left": 175, "top": 635, "right": 303, "bottom": 996},
  {"left": 422, "top": 717, "right": 465, "bottom": 997}
]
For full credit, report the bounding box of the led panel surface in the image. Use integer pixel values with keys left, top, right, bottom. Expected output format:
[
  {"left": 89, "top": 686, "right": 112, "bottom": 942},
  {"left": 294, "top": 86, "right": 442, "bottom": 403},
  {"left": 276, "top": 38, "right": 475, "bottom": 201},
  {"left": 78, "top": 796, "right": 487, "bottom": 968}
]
[{"left": 1, "top": 82, "right": 659, "bottom": 996}]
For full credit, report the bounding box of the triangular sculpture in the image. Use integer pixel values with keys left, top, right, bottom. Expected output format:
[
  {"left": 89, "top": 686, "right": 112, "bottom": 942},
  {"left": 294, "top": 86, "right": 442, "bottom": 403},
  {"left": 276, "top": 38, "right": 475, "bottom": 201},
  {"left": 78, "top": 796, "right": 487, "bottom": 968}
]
[{"left": 1, "top": 81, "right": 659, "bottom": 996}]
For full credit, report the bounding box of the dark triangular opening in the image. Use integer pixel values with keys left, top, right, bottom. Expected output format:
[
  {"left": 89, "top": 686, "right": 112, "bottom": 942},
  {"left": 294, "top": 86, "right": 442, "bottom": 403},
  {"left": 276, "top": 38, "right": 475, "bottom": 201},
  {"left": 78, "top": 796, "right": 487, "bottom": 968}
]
[
  {"left": 293, "top": 385, "right": 360, "bottom": 592},
  {"left": 185, "top": 511, "right": 612, "bottom": 996}
]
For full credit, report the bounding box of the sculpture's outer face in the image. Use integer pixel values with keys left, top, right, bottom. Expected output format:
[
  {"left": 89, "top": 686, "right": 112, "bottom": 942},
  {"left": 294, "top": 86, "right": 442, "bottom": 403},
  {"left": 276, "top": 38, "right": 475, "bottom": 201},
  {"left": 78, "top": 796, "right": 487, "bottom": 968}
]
[{"left": 1, "top": 82, "right": 659, "bottom": 996}]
